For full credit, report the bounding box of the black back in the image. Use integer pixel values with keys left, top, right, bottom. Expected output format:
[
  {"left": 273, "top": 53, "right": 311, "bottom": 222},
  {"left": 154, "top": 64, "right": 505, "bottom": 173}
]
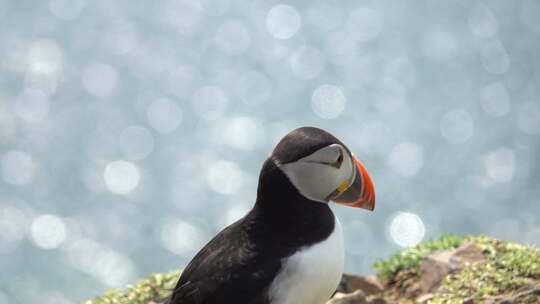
[{"left": 167, "top": 127, "right": 340, "bottom": 304}]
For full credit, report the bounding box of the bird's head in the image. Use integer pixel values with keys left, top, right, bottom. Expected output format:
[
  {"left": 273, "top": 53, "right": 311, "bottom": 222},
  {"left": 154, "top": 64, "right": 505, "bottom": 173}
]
[{"left": 267, "top": 127, "right": 375, "bottom": 210}]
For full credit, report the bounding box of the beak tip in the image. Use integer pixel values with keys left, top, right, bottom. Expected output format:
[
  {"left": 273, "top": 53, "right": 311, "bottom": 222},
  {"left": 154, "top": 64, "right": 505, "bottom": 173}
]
[{"left": 363, "top": 198, "right": 376, "bottom": 211}]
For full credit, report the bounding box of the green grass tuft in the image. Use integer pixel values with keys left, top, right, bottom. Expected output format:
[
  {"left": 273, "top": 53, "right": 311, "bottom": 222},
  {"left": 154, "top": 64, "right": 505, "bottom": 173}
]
[
  {"left": 373, "top": 235, "right": 465, "bottom": 280},
  {"left": 85, "top": 271, "right": 180, "bottom": 304},
  {"left": 497, "top": 243, "right": 540, "bottom": 277}
]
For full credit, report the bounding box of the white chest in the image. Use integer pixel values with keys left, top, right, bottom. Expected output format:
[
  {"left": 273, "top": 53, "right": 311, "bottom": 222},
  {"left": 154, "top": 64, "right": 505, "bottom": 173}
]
[{"left": 268, "top": 215, "right": 345, "bottom": 304}]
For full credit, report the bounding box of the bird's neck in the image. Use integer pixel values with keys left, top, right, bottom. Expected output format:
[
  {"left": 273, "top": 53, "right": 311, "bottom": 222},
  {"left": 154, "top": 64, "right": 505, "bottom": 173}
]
[{"left": 249, "top": 158, "right": 335, "bottom": 246}]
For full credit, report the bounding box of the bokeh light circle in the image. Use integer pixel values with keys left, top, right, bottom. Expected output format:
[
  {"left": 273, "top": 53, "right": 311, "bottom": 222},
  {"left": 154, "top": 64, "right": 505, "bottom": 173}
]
[
  {"left": 484, "top": 147, "right": 515, "bottom": 183},
  {"left": 480, "top": 39, "right": 510, "bottom": 74},
  {"left": 480, "top": 82, "right": 510, "bottom": 117},
  {"left": 389, "top": 212, "right": 425, "bottom": 248},
  {"left": 82, "top": 63, "right": 118, "bottom": 99},
  {"left": 165, "top": 0, "right": 204, "bottom": 35},
  {"left": 49, "top": 0, "right": 86, "bottom": 20},
  {"left": 223, "top": 117, "right": 264, "bottom": 151},
  {"left": 266, "top": 4, "right": 302, "bottom": 40},
  {"left": 147, "top": 98, "right": 182, "bottom": 134},
  {"left": 311, "top": 84, "right": 346, "bottom": 119},
  {"left": 468, "top": 3, "right": 498, "bottom": 38},
  {"left": 206, "top": 160, "right": 244, "bottom": 195},
  {"left": 103, "top": 160, "right": 140, "bottom": 195},
  {"left": 30, "top": 214, "right": 67, "bottom": 249},
  {"left": 347, "top": 7, "right": 382, "bottom": 42},
  {"left": 222, "top": 204, "right": 250, "bottom": 227},
  {"left": 27, "top": 39, "right": 63, "bottom": 75},
  {"left": 160, "top": 219, "right": 207, "bottom": 257}
]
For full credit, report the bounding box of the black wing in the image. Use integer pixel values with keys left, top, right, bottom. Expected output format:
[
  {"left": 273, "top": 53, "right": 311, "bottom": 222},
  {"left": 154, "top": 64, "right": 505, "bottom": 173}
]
[{"left": 167, "top": 217, "right": 282, "bottom": 304}]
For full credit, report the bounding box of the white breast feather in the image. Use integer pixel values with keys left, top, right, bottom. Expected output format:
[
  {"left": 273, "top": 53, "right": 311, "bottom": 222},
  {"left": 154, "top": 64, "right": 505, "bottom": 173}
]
[{"left": 268, "top": 214, "right": 344, "bottom": 304}]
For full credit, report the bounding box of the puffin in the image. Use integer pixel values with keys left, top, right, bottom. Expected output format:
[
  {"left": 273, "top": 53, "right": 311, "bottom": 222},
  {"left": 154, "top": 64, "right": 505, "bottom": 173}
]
[{"left": 167, "top": 127, "right": 376, "bottom": 304}]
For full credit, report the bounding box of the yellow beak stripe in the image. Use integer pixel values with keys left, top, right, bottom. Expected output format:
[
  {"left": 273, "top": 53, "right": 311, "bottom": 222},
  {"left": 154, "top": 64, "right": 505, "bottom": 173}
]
[{"left": 336, "top": 179, "right": 350, "bottom": 195}]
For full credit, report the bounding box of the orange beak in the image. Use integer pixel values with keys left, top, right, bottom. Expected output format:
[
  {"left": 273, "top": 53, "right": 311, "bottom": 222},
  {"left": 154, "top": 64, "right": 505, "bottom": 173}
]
[{"left": 331, "top": 156, "right": 376, "bottom": 211}]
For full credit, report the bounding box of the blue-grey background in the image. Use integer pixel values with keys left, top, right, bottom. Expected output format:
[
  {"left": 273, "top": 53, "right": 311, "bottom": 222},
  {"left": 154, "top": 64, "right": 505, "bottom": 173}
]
[{"left": 1, "top": 0, "right": 539, "bottom": 303}]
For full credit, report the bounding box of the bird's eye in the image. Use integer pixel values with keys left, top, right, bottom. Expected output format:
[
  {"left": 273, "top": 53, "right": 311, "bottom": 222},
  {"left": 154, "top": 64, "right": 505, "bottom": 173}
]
[{"left": 330, "top": 152, "right": 343, "bottom": 168}]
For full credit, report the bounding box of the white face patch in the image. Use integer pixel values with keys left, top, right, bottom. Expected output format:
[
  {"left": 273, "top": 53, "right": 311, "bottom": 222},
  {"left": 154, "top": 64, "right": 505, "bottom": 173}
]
[{"left": 277, "top": 144, "right": 355, "bottom": 202}]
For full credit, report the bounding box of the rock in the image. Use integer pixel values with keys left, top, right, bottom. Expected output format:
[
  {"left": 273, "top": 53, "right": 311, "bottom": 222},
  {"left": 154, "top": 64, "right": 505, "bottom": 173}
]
[
  {"left": 484, "top": 298, "right": 497, "bottom": 304},
  {"left": 337, "top": 273, "right": 384, "bottom": 296},
  {"left": 418, "top": 242, "right": 485, "bottom": 293},
  {"left": 415, "top": 293, "right": 434, "bottom": 303},
  {"left": 368, "top": 297, "right": 387, "bottom": 304},
  {"left": 418, "top": 250, "right": 455, "bottom": 293},
  {"left": 451, "top": 243, "right": 485, "bottom": 263},
  {"left": 327, "top": 290, "right": 367, "bottom": 304},
  {"left": 485, "top": 285, "right": 540, "bottom": 303}
]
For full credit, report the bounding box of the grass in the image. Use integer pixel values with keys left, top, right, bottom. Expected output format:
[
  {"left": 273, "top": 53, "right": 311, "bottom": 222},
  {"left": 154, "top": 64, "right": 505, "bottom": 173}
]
[
  {"left": 373, "top": 235, "right": 466, "bottom": 281},
  {"left": 84, "top": 271, "right": 180, "bottom": 304}
]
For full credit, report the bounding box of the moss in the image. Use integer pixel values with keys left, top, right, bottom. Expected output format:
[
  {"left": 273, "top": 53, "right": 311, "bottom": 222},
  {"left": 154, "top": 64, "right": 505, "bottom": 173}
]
[
  {"left": 430, "top": 238, "right": 540, "bottom": 304},
  {"left": 373, "top": 235, "right": 540, "bottom": 303},
  {"left": 373, "top": 235, "right": 465, "bottom": 281},
  {"left": 85, "top": 271, "right": 180, "bottom": 304}
]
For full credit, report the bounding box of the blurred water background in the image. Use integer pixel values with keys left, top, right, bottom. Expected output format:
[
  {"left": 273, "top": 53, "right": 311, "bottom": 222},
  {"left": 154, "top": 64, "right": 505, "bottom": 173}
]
[{"left": 1, "top": 0, "right": 539, "bottom": 303}]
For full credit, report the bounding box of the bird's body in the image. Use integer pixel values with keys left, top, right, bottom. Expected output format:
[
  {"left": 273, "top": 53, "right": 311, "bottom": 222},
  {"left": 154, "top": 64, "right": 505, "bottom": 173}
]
[
  {"left": 269, "top": 214, "right": 344, "bottom": 304},
  {"left": 167, "top": 127, "right": 375, "bottom": 304}
]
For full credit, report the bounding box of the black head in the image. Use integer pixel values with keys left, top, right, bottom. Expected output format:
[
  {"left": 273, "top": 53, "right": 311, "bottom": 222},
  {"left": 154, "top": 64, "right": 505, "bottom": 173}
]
[
  {"left": 256, "top": 127, "right": 376, "bottom": 211},
  {"left": 270, "top": 127, "right": 348, "bottom": 165}
]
